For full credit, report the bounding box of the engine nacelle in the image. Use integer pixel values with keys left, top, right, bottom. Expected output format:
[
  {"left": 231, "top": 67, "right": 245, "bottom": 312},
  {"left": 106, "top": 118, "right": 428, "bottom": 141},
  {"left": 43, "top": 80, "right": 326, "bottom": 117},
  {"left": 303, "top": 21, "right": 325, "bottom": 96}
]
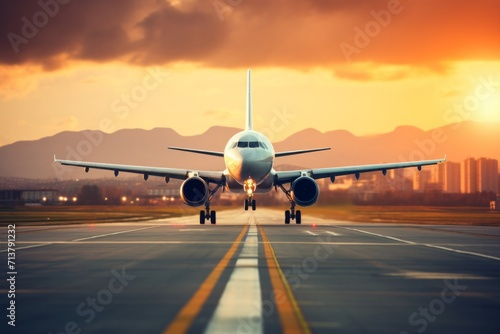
[
  {"left": 291, "top": 176, "right": 319, "bottom": 207},
  {"left": 180, "top": 177, "right": 209, "bottom": 207}
]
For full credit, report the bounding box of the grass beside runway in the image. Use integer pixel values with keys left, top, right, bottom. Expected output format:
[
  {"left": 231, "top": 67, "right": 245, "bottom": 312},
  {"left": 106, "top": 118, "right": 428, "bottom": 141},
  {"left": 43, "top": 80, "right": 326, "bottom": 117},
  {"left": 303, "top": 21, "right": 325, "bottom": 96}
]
[
  {"left": 0, "top": 205, "right": 202, "bottom": 225},
  {"left": 300, "top": 205, "right": 500, "bottom": 225}
]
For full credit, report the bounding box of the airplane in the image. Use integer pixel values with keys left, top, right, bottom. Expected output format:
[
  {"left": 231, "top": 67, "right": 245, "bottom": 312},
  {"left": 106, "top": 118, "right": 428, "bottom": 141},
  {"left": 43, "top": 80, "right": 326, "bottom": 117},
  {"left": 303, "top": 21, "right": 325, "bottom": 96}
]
[{"left": 55, "top": 69, "right": 445, "bottom": 225}]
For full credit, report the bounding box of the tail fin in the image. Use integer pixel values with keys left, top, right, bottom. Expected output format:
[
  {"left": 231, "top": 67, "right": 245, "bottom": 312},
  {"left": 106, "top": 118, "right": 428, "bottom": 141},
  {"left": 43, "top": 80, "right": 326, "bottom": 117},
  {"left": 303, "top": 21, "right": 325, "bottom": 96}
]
[{"left": 245, "top": 69, "right": 253, "bottom": 130}]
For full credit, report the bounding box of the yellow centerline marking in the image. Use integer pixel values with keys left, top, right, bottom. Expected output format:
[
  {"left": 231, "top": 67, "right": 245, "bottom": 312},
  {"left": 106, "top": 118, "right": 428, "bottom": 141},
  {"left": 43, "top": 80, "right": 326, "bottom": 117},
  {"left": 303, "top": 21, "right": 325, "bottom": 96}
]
[
  {"left": 163, "top": 224, "right": 249, "bottom": 334},
  {"left": 258, "top": 225, "right": 311, "bottom": 334}
]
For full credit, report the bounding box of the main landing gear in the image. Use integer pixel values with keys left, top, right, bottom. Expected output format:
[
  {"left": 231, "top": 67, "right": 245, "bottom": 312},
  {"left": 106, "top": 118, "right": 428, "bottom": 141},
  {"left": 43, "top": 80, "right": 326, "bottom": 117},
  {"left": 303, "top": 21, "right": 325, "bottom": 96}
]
[
  {"left": 278, "top": 184, "right": 301, "bottom": 224},
  {"left": 199, "top": 202, "right": 216, "bottom": 225},
  {"left": 199, "top": 183, "right": 223, "bottom": 225}
]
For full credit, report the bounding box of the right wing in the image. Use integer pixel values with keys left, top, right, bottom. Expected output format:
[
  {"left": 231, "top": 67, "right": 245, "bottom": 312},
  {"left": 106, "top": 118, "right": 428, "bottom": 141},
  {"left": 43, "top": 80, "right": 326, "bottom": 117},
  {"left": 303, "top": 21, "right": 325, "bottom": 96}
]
[
  {"left": 275, "top": 147, "right": 330, "bottom": 157},
  {"left": 275, "top": 156, "right": 446, "bottom": 184},
  {"left": 168, "top": 146, "right": 224, "bottom": 157},
  {"left": 54, "top": 156, "right": 224, "bottom": 183}
]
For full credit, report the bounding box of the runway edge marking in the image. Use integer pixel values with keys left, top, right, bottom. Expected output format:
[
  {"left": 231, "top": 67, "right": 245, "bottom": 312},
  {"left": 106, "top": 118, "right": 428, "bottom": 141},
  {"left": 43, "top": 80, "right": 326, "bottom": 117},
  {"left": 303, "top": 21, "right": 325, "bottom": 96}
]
[
  {"left": 258, "top": 225, "right": 312, "bottom": 334},
  {"left": 341, "top": 226, "right": 500, "bottom": 262},
  {"left": 163, "top": 224, "right": 249, "bottom": 334}
]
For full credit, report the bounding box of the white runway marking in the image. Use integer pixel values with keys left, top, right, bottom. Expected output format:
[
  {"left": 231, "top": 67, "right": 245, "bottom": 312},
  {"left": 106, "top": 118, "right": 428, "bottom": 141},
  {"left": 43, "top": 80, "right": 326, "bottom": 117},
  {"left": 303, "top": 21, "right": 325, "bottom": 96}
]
[
  {"left": 0, "top": 225, "right": 162, "bottom": 252},
  {"left": 205, "top": 218, "right": 263, "bottom": 334},
  {"left": 325, "top": 231, "right": 340, "bottom": 236},
  {"left": 423, "top": 244, "right": 500, "bottom": 262},
  {"left": 72, "top": 225, "right": 160, "bottom": 241},
  {"left": 341, "top": 226, "right": 500, "bottom": 262},
  {"left": 341, "top": 227, "right": 416, "bottom": 244},
  {"left": 385, "top": 271, "right": 493, "bottom": 280},
  {"left": 305, "top": 230, "right": 318, "bottom": 236}
]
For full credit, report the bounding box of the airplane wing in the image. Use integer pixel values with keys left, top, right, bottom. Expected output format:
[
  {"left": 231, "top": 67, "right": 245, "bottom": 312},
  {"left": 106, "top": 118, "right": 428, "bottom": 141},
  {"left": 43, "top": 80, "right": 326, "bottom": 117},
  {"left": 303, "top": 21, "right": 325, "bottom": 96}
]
[
  {"left": 275, "top": 148, "right": 330, "bottom": 157},
  {"left": 54, "top": 157, "right": 224, "bottom": 183},
  {"left": 275, "top": 156, "right": 446, "bottom": 184},
  {"left": 168, "top": 147, "right": 224, "bottom": 157}
]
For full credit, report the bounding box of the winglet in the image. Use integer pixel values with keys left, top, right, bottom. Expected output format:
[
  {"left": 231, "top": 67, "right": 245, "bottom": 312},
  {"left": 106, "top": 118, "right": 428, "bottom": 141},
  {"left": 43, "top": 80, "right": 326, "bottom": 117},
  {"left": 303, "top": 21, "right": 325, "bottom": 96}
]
[
  {"left": 53, "top": 154, "right": 57, "bottom": 163},
  {"left": 245, "top": 69, "right": 252, "bottom": 130}
]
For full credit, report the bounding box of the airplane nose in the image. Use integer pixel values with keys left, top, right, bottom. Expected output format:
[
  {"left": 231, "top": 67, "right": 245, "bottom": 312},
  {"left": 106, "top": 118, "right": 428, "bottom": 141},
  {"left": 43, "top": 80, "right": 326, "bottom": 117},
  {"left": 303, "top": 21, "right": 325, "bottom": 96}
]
[{"left": 225, "top": 149, "right": 273, "bottom": 183}]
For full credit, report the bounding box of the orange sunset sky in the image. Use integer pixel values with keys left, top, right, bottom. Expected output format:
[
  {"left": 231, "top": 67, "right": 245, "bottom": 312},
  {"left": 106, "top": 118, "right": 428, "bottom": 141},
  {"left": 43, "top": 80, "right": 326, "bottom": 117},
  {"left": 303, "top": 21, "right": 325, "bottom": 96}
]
[{"left": 1, "top": 0, "right": 500, "bottom": 147}]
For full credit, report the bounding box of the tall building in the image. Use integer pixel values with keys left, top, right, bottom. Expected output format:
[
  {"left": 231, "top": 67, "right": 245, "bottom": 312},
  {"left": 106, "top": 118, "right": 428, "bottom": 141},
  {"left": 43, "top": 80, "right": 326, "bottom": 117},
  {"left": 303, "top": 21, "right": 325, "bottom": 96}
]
[
  {"left": 440, "top": 162, "right": 461, "bottom": 193},
  {"left": 461, "top": 158, "right": 499, "bottom": 193},
  {"left": 477, "top": 158, "right": 499, "bottom": 193},
  {"left": 461, "top": 158, "right": 477, "bottom": 193},
  {"left": 413, "top": 170, "right": 431, "bottom": 192}
]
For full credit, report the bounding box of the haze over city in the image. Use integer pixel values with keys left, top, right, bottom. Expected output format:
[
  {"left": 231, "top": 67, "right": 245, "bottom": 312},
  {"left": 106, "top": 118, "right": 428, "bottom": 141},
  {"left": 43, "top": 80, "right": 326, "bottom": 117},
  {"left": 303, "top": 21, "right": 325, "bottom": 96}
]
[{"left": 1, "top": 0, "right": 500, "bottom": 148}]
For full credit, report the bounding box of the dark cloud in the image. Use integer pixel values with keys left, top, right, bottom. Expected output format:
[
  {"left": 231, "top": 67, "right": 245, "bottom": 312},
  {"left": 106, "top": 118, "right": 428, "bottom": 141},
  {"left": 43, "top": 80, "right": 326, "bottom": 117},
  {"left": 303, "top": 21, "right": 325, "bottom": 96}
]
[{"left": 1, "top": 0, "right": 499, "bottom": 71}]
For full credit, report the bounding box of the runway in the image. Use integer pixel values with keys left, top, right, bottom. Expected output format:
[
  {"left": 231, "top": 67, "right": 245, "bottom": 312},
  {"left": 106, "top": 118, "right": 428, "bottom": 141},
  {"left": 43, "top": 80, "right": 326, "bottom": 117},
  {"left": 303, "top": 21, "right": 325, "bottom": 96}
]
[{"left": 1, "top": 208, "right": 500, "bottom": 334}]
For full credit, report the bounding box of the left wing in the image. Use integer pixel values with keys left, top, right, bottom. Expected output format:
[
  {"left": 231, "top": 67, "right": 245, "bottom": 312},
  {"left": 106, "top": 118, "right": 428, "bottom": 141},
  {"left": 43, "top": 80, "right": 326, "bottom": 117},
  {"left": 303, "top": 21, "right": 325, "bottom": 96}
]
[
  {"left": 54, "top": 157, "right": 224, "bottom": 183},
  {"left": 275, "top": 156, "right": 446, "bottom": 184}
]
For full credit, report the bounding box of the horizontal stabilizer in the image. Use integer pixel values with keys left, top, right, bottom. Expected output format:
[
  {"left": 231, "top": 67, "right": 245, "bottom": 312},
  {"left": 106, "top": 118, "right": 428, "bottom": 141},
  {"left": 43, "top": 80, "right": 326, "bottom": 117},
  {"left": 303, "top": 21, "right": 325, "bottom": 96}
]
[
  {"left": 168, "top": 146, "right": 224, "bottom": 157},
  {"left": 275, "top": 147, "right": 330, "bottom": 158}
]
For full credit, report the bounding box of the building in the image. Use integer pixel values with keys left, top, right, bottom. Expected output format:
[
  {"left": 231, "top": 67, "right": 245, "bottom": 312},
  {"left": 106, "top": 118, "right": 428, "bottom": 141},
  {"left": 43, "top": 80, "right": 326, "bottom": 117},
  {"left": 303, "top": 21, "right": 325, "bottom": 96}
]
[
  {"left": 477, "top": 158, "right": 499, "bottom": 193},
  {"left": 440, "top": 162, "right": 461, "bottom": 193},
  {"left": 461, "top": 158, "right": 499, "bottom": 193},
  {"left": 461, "top": 158, "right": 477, "bottom": 193},
  {"left": 0, "top": 189, "right": 58, "bottom": 205},
  {"left": 413, "top": 170, "right": 431, "bottom": 192}
]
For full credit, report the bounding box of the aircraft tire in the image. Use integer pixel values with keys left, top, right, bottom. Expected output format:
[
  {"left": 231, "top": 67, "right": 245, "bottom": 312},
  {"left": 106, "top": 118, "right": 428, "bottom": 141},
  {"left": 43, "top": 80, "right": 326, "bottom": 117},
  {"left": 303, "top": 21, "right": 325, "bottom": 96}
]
[
  {"left": 285, "top": 210, "right": 290, "bottom": 224},
  {"left": 200, "top": 210, "right": 205, "bottom": 225}
]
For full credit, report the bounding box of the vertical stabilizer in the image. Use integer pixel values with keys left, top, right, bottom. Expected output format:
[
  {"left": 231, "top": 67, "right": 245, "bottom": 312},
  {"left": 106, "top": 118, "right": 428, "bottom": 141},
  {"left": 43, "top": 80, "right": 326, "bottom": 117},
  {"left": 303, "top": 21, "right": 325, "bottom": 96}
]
[{"left": 245, "top": 69, "right": 253, "bottom": 130}]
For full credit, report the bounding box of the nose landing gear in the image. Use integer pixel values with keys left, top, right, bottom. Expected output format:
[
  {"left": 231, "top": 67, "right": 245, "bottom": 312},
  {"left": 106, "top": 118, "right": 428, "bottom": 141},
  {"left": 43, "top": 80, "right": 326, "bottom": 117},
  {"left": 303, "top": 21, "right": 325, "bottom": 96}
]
[
  {"left": 244, "top": 198, "right": 256, "bottom": 211},
  {"left": 243, "top": 178, "right": 257, "bottom": 211}
]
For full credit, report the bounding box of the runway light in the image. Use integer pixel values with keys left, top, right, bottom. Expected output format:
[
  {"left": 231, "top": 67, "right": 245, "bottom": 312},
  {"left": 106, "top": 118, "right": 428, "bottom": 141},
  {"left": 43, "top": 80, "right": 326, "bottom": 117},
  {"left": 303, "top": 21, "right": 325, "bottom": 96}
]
[{"left": 312, "top": 223, "right": 317, "bottom": 228}]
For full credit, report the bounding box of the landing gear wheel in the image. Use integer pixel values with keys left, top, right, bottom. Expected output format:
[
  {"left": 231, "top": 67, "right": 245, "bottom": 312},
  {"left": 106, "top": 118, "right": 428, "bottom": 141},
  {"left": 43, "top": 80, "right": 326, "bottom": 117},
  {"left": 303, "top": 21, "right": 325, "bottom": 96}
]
[
  {"left": 285, "top": 210, "right": 290, "bottom": 224},
  {"left": 296, "top": 210, "right": 302, "bottom": 224},
  {"left": 199, "top": 210, "right": 205, "bottom": 225},
  {"left": 210, "top": 210, "right": 216, "bottom": 224},
  {"left": 251, "top": 199, "right": 256, "bottom": 211},
  {"left": 244, "top": 199, "right": 249, "bottom": 211}
]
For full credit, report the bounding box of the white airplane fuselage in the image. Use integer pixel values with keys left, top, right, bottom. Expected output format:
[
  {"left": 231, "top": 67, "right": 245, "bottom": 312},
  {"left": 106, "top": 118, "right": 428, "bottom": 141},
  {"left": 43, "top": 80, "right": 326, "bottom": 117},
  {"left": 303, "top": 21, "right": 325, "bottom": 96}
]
[{"left": 223, "top": 130, "right": 276, "bottom": 194}]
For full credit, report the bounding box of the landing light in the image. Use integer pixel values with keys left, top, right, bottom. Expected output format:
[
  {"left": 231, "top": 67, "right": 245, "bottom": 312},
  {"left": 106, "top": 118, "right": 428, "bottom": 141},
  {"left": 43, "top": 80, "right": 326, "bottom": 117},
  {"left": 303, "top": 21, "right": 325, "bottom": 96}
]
[{"left": 244, "top": 178, "right": 257, "bottom": 195}]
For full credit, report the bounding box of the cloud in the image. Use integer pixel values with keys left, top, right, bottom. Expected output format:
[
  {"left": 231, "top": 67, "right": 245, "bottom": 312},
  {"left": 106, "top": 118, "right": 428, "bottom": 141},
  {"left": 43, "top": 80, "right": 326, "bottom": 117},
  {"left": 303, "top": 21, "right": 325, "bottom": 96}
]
[
  {"left": 54, "top": 115, "right": 79, "bottom": 129},
  {"left": 0, "top": 65, "right": 41, "bottom": 98},
  {"left": 1, "top": 0, "right": 499, "bottom": 72}
]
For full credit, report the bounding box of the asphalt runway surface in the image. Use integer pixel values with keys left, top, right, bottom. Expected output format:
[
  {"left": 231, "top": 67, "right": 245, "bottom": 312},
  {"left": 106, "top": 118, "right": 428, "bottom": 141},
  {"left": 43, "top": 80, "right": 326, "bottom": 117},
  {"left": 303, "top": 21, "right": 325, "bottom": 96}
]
[{"left": 1, "top": 208, "right": 500, "bottom": 334}]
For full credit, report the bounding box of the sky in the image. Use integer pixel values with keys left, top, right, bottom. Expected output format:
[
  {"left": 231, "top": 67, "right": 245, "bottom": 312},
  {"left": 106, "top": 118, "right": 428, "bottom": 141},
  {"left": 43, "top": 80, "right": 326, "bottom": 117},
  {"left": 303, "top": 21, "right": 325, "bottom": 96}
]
[{"left": 1, "top": 0, "right": 500, "bottom": 146}]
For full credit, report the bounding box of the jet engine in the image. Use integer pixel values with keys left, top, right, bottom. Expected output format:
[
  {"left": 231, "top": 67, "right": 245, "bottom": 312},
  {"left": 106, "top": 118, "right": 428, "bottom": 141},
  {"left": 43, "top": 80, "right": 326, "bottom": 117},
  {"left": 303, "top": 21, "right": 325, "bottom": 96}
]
[
  {"left": 180, "top": 177, "right": 209, "bottom": 207},
  {"left": 291, "top": 176, "right": 319, "bottom": 207}
]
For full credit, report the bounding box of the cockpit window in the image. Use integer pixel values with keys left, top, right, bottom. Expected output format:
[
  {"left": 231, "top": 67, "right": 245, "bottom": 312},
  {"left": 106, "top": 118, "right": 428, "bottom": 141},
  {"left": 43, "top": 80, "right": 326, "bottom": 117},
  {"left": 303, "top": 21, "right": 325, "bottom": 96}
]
[
  {"left": 235, "top": 140, "right": 267, "bottom": 148},
  {"left": 230, "top": 142, "right": 237, "bottom": 149}
]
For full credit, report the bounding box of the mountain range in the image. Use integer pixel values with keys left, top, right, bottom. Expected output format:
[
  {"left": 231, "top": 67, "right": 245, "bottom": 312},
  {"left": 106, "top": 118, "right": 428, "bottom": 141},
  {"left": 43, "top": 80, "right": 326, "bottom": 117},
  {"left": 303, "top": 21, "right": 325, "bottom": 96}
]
[{"left": 0, "top": 121, "right": 499, "bottom": 180}]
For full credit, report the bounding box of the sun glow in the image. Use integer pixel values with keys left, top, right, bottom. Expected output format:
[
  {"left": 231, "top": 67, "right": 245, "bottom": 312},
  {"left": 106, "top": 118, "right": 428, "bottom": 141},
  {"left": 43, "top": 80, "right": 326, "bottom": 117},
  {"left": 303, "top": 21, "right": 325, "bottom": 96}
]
[{"left": 479, "top": 92, "right": 500, "bottom": 121}]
